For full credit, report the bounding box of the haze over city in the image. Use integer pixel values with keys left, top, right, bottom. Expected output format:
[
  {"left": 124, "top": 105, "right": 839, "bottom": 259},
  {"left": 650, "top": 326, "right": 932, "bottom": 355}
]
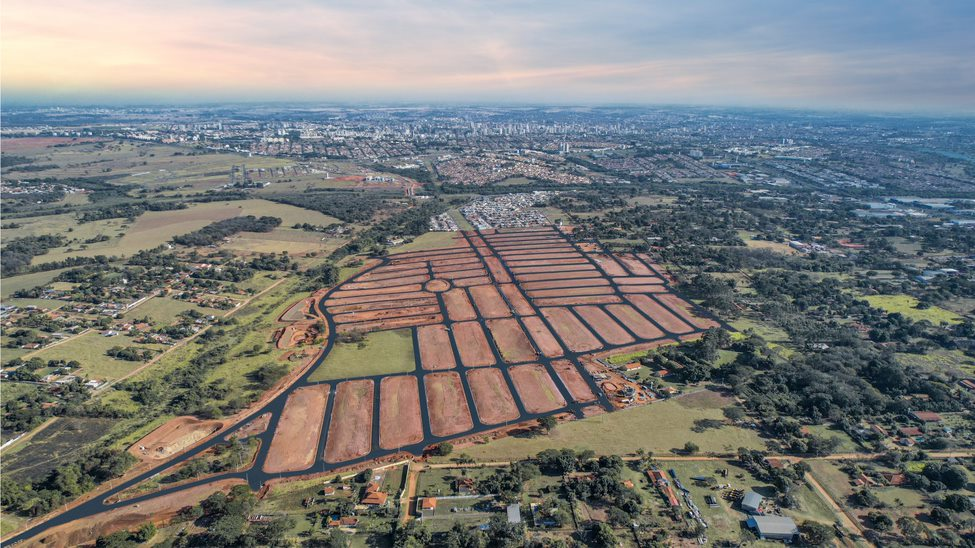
[{"left": 3, "top": 0, "right": 974, "bottom": 112}]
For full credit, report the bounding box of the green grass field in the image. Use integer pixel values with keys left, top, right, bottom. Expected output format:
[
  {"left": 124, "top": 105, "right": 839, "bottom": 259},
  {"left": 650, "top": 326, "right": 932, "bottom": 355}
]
[
  {"left": 461, "top": 391, "right": 765, "bottom": 461},
  {"left": 124, "top": 296, "right": 224, "bottom": 325},
  {"left": 308, "top": 329, "right": 416, "bottom": 382},
  {"left": 1, "top": 269, "right": 73, "bottom": 298},
  {"left": 391, "top": 231, "right": 462, "bottom": 253},
  {"left": 30, "top": 331, "right": 166, "bottom": 380},
  {"left": 861, "top": 294, "right": 963, "bottom": 324}
]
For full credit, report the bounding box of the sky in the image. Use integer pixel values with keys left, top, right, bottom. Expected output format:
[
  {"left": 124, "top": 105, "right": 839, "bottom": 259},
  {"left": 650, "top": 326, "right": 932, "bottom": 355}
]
[{"left": 2, "top": 0, "right": 974, "bottom": 112}]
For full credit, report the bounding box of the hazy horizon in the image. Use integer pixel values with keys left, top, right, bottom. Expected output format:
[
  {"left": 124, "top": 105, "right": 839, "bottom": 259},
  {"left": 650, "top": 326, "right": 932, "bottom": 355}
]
[{"left": 3, "top": 0, "right": 974, "bottom": 114}]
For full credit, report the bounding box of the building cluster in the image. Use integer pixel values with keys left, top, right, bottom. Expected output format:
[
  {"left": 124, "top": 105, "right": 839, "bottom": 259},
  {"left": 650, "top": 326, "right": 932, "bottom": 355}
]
[
  {"left": 590, "top": 153, "right": 730, "bottom": 182},
  {"left": 459, "top": 192, "right": 556, "bottom": 229},
  {"left": 434, "top": 153, "right": 591, "bottom": 186},
  {"left": 428, "top": 212, "right": 459, "bottom": 232}
]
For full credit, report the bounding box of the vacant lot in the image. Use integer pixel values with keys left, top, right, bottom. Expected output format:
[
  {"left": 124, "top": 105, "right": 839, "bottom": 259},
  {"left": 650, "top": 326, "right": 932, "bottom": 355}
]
[
  {"left": 2, "top": 417, "right": 118, "bottom": 482},
  {"left": 31, "top": 331, "right": 166, "bottom": 380},
  {"left": 124, "top": 296, "right": 224, "bottom": 325},
  {"left": 862, "top": 294, "right": 962, "bottom": 324},
  {"left": 309, "top": 329, "right": 415, "bottom": 382}
]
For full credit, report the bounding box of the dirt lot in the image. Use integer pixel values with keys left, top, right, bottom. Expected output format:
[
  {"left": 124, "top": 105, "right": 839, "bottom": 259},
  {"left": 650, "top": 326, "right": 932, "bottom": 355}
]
[
  {"left": 605, "top": 304, "right": 665, "bottom": 339},
  {"left": 510, "top": 264, "right": 597, "bottom": 274},
  {"left": 486, "top": 318, "right": 538, "bottom": 363},
  {"left": 534, "top": 295, "right": 622, "bottom": 306},
  {"left": 425, "top": 279, "right": 451, "bottom": 292},
  {"left": 230, "top": 412, "right": 271, "bottom": 441},
  {"left": 342, "top": 274, "right": 430, "bottom": 291},
  {"left": 280, "top": 297, "right": 314, "bottom": 321},
  {"left": 551, "top": 360, "right": 597, "bottom": 403},
  {"left": 325, "top": 380, "right": 375, "bottom": 463},
  {"left": 466, "top": 368, "right": 521, "bottom": 425},
  {"left": 508, "top": 364, "right": 567, "bottom": 414},
  {"left": 527, "top": 286, "right": 615, "bottom": 298},
  {"left": 443, "top": 288, "right": 478, "bottom": 321},
  {"left": 498, "top": 284, "right": 534, "bottom": 315},
  {"left": 329, "top": 296, "right": 437, "bottom": 314},
  {"left": 328, "top": 283, "right": 425, "bottom": 300},
  {"left": 130, "top": 417, "right": 223, "bottom": 463},
  {"left": 611, "top": 276, "right": 663, "bottom": 285},
  {"left": 469, "top": 285, "right": 512, "bottom": 318},
  {"left": 521, "top": 278, "right": 611, "bottom": 291},
  {"left": 516, "top": 270, "right": 605, "bottom": 282},
  {"left": 264, "top": 385, "right": 329, "bottom": 473},
  {"left": 539, "top": 308, "right": 603, "bottom": 352},
  {"left": 520, "top": 316, "right": 565, "bottom": 357},
  {"left": 358, "top": 266, "right": 427, "bottom": 281},
  {"left": 573, "top": 305, "right": 635, "bottom": 345},
  {"left": 424, "top": 372, "right": 474, "bottom": 437},
  {"left": 417, "top": 324, "right": 457, "bottom": 370},
  {"left": 625, "top": 294, "right": 693, "bottom": 334},
  {"left": 586, "top": 254, "right": 629, "bottom": 276},
  {"left": 379, "top": 376, "right": 424, "bottom": 450},
  {"left": 619, "top": 285, "right": 667, "bottom": 293},
  {"left": 325, "top": 289, "right": 430, "bottom": 306},
  {"left": 655, "top": 293, "right": 720, "bottom": 330},
  {"left": 483, "top": 257, "right": 512, "bottom": 283},
  {"left": 335, "top": 313, "right": 442, "bottom": 333},
  {"left": 614, "top": 254, "right": 656, "bottom": 275},
  {"left": 453, "top": 276, "right": 493, "bottom": 287},
  {"left": 453, "top": 321, "right": 497, "bottom": 367},
  {"left": 332, "top": 303, "right": 441, "bottom": 324}
]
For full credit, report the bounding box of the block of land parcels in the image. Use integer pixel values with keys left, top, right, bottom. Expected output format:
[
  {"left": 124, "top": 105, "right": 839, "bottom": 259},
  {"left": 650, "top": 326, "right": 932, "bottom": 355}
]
[{"left": 264, "top": 385, "right": 329, "bottom": 473}]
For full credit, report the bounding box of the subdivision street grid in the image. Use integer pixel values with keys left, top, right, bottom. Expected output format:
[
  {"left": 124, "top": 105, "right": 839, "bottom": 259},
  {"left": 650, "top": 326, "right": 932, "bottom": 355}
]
[{"left": 8, "top": 226, "right": 721, "bottom": 545}]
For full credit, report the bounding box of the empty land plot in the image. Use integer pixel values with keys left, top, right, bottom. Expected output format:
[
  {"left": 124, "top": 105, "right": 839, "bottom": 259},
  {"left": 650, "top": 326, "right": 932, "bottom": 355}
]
[
  {"left": 486, "top": 318, "right": 538, "bottom": 363},
  {"left": 379, "top": 376, "right": 424, "bottom": 450},
  {"left": 505, "top": 258, "right": 589, "bottom": 267},
  {"left": 521, "top": 278, "right": 611, "bottom": 291},
  {"left": 520, "top": 316, "right": 565, "bottom": 357},
  {"left": 539, "top": 307, "right": 603, "bottom": 352},
  {"left": 310, "top": 329, "right": 415, "bottom": 382},
  {"left": 328, "top": 284, "right": 425, "bottom": 299},
  {"left": 625, "top": 294, "right": 694, "bottom": 334},
  {"left": 358, "top": 266, "right": 428, "bottom": 281},
  {"left": 510, "top": 264, "right": 597, "bottom": 274},
  {"left": 508, "top": 364, "right": 567, "bottom": 414},
  {"left": 533, "top": 295, "right": 623, "bottom": 306},
  {"left": 452, "top": 276, "right": 493, "bottom": 288},
  {"left": 483, "top": 256, "right": 512, "bottom": 283},
  {"left": 468, "top": 236, "right": 488, "bottom": 247},
  {"left": 324, "top": 380, "right": 375, "bottom": 463},
  {"left": 443, "top": 288, "right": 478, "bottom": 321},
  {"left": 612, "top": 276, "right": 663, "bottom": 285},
  {"left": 552, "top": 360, "right": 597, "bottom": 402},
  {"left": 424, "top": 372, "right": 474, "bottom": 437},
  {"left": 466, "top": 368, "right": 521, "bottom": 425},
  {"left": 605, "top": 304, "right": 665, "bottom": 339},
  {"left": 264, "top": 385, "right": 329, "bottom": 473},
  {"left": 430, "top": 256, "right": 482, "bottom": 269},
  {"left": 342, "top": 274, "right": 429, "bottom": 291},
  {"left": 498, "top": 284, "right": 534, "bottom": 315},
  {"left": 469, "top": 285, "right": 512, "bottom": 318},
  {"left": 516, "top": 270, "right": 606, "bottom": 282},
  {"left": 655, "top": 294, "right": 720, "bottom": 329},
  {"left": 614, "top": 254, "right": 655, "bottom": 275},
  {"left": 527, "top": 286, "right": 615, "bottom": 298},
  {"left": 332, "top": 304, "right": 440, "bottom": 324},
  {"left": 325, "top": 290, "right": 431, "bottom": 307},
  {"left": 587, "top": 254, "right": 629, "bottom": 276},
  {"left": 452, "top": 321, "right": 496, "bottom": 367},
  {"left": 619, "top": 285, "right": 667, "bottom": 293},
  {"left": 573, "top": 306, "right": 635, "bottom": 345},
  {"left": 439, "top": 268, "right": 487, "bottom": 280},
  {"left": 417, "top": 325, "right": 457, "bottom": 370},
  {"left": 330, "top": 297, "right": 438, "bottom": 315},
  {"left": 498, "top": 248, "right": 578, "bottom": 257},
  {"left": 335, "top": 313, "right": 442, "bottom": 333}
]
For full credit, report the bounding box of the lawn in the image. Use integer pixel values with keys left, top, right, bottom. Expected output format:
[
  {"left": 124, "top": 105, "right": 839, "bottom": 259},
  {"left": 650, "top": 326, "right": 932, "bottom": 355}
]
[
  {"left": 461, "top": 392, "right": 765, "bottom": 461},
  {"left": 861, "top": 294, "right": 962, "bottom": 324},
  {"left": 0, "top": 268, "right": 72, "bottom": 298},
  {"left": 308, "top": 329, "right": 416, "bottom": 382},
  {"left": 30, "top": 331, "right": 166, "bottom": 381},
  {"left": 124, "top": 296, "right": 224, "bottom": 325}
]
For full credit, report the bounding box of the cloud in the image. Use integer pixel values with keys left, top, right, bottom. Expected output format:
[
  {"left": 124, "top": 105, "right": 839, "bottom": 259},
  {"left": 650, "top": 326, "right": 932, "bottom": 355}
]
[{"left": 2, "top": 0, "right": 973, "bottom": 112}]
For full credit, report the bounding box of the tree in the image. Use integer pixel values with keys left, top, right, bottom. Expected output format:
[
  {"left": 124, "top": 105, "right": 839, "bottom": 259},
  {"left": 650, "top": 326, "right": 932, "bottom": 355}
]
[
  {"left": 896, "top": 516, "right": 925, "bottom": 543},
  {"left": 683, "top": 441, "right": 700, "bottom": 455},
  {"left": 537, "top": 415, "right": 558, "bottom": 432},
  {"left": 942, "top": 493, "right": 973, "bottom": 512},
  {"left": 133, "top": 522, "right": 156, "bottom": 543},
  {"left": 799, "top": 521, "right": 834, "bottom": 546},
  {"left": 431, "top": 442, "right": 453, "bottom": 456},
  {"left": 591, "top": 522, "right": 618, "bottom": 547},
  {"left": 867, "top": 511, "right": 893, "bottom": 531}
]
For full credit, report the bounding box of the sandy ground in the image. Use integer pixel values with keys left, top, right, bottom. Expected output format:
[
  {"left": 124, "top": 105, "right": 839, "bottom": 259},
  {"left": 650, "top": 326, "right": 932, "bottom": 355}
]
[
  {"left": 379, "top": 376, "right": 424, "bottom": 450},
  {"left": 452, "top": 321, "right": 496, "bottom": 367},
  {"left": 540, "top": 307, "right": 603, "bottom": 352},
  {"left": 508, "top": 364, "right": 567, "bottom": 414},
  {"left": 497, "top": 284, "right": 534, "bottom": 315},
  {"left": 442, "top": 288, "right": 478, "bottom": 321},
  {"left": 264, "top": 385, "right": 329, "bottom": 473},
  {"left": 655, "top": 293, "right": 720, "bottom": 329},
  {"left": 466, "top": 368, "right": 521, "bottom": 425},
  {"left": 605, "top": 304, "right": 665, "bottom": 339},
  {"left": 614, "top": 254, "right": 656, "bottom": 276},
  {"left": 521, "top": 278, "right": 611, "bottom": 290},
  {"left": 612, "top": 276, "right": 664, "bottom": 285},
  {"left": 520, "top": 316, "right": 565, "bottom": 358},
  {"left": 129, "top": 417, "right": 223, "bottom": 463},
  {"left": 551, "top": 360, "right": 597, "bottom": 403},
  {"left": 586, "top": 254, "right": 629, "bottom": 276},
  {"left": 335, "top": 313, "right": 442, "bottom": 333},
  {"left": 534, "top": 295, "right": 623, "bottom": 306},
  {"left": 573, "top": 305, "right": 635, "bottom": 345},
  {"left": 527, "top": 286, "right": 615, "bottom": 298},
  {"left": 325, "top": 380, "right": 374, "bottom": 463},
  {"left": 452, "top": 276, "right": 492, "bottom": 287},
  {"left": 486, "top": 318, "right": 538, "bottom": 363},
  {"left": 625, "top": 294, "right": 693, "bottom": 334},
  {"left": 424, "top": 372, "right": 473, "bottom": 437},
  {"left": 483, "top": 256, "right": 512, "bottom": 283},
  {"left": 417, "top": 325, "right": 457, "bottom": 370}
]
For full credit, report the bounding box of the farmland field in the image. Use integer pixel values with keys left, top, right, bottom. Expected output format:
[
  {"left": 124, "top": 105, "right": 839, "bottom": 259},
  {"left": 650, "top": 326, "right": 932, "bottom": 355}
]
[{"left": 308, "top": 328, "right": 416, "bottom": 382}]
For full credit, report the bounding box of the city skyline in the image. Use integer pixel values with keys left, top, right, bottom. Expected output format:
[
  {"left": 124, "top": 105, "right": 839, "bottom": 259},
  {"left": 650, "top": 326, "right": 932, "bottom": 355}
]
[{"left": 2, "top": 1, "right": 974, "bottom": 113}]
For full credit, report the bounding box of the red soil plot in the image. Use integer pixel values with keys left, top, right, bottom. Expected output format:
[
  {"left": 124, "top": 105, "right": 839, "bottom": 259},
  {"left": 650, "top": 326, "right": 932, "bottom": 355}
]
[
  {"left": 614, "top": 254, "right": 655, "bottom": 275},
  {"left": 379, "top": 376, "right": 424, "bottom": 450},
  {"left": 552, "top": 360, "right": 596, "bottom": 403},
  {"left": 520, "top": 316, "right": 565, "bottom": 358},
  {"left": 539, "top": 307, "right": 603, "bottom": 352},
  {"left": 468, "top": 236, "right": 488, "bottom": 247},
  {"left": 438, "top": 268, "right": 488, "bottom": 280},
  {"left": 521, "top": 278, "right": 611, "bottom": 291},
  {"left": 324, "top": 380, "right": 375, "bottom": 463},
  {"left": 483, "top": 256, "right": 512, "bottom": 283},
  {"left": 533, "top": 295, "right": 623, "bottom": 307},
  {"left": 342, "top": 274, "right": 429, "bottom": 291},
  {"left": 573, "top": 306, "right": 635, "bottom": 345},
  {"left": 417, "top": 324, "right": 457, "bottom": 370},
  {"left": 264, "top": 385, "right": 329, "bottom": 473},
  {"left": 498, "top": 283, "right": 534, "bottom": 315},
  {"left": 505, "top": 258, "right": 589, "bottom": 267},
  {"left": 430, "top": 256, "right": 482, "bottom": 268},
  {"left": 325, "top": 290, "right": 432, "bottom": 307},
  {"left": 466, "top": 368, "right": 521, "bottom": 425},
  {"left": 443, "top": 288, "right": 477, "bottom": 321},
  {"left": 452, "top": 276, "right": 494, "bottom": 287},
  {"left": 326, "top": 284, "right": 425, "bottom": 301},
  {"left": 654, "top": 293, "right": 720, "bottom": 330},
  {"left": 508, "top": 364, "right": 567, "bottom": 414},
  {"left": 496, "top": 246, "right": 577, "bottom": 255},
  {"left": 619, "top": 285, "right": 668, "bottom": 294},
  {"left": 357, "top": 266, "right": 428, "bottom": 282},
  {"left": 510, "top": 264, "right": 597, "bottom": 274},
  {"left": 515, "top": 270, "right": 606, "bottom": 282},
  {"left": 605, "top": 304, "right": 665, "bottom": 340},
  {"left": 625, "top": 294, "right": 693, "bottom": 334},
  {"left": 329, "top": 297, "right": 438, "bottom": 315},
  {"left": 612, "top": 276, "right": 664, "bottom": 285},
  {"left": 486, "top": 318, "right": 538, "bottom": 363},
  {"left": 452, "top": 321, "right": 496, "bottom": 367},
  {"left": 332, "top": 304, "right": 441, "bottom": 324},
  {"left": 335, "top": 313, "right": 442, "bottom": 333},
  {"left": 469, "top": 285, "right": 513, "bottom": 318},
  {"left": 425, "top": 279, "right": 451, "bottom": 292},
  {"left": 424, "top": 372, "right": 474, "bottom": 436},
  {"left": 587, "top": 254, "right": 629, "bottom": 276},
  {"left": 527, "top": 286, "right": 615, "bottom": 299}
]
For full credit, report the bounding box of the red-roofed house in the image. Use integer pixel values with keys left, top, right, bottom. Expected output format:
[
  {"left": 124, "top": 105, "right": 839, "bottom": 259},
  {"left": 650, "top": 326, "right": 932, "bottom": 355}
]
[{"left": 911, "top": 411, "right": 942, "bottom": 423}]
